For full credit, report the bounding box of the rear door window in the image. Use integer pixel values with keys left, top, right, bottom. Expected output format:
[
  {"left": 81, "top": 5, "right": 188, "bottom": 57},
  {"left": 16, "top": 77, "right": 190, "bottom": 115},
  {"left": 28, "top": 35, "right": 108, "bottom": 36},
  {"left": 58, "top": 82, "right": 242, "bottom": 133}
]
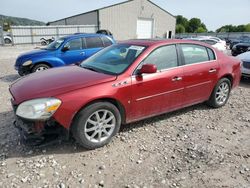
[
  {"left": 207, "top": 48, "right": 216, "bottom": 60},
  {"left": 85, "top": 37, "right": 104, "bottom": 48},
  {"left": 180, "top": 44, "right": 209, "bottom": 65}
]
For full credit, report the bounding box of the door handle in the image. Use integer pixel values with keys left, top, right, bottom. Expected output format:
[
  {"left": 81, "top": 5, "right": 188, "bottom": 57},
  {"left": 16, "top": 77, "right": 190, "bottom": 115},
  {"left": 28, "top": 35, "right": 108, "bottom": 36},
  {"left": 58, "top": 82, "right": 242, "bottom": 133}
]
[
  {"left": 209, "top": 68, "right": 217, "bottom": 73},
  {"left": 172, "top": 76, "right": 182, "bottom": 81},
  {"left": 80, "top": 52, "right": 85, "bottom": 55}
]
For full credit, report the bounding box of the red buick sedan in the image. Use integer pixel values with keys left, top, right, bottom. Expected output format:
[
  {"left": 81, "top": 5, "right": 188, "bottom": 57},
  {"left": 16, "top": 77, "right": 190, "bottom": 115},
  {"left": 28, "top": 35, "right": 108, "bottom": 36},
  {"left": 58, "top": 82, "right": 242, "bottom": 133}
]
[{"left": 9, "top": 39, "right": 241, "bottom": 149}]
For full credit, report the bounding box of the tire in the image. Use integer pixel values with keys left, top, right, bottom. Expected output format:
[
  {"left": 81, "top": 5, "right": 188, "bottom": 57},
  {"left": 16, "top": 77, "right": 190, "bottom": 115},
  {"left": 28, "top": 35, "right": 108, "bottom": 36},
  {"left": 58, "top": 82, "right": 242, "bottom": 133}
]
[
  {"left": 72, "top": 102, "right": 121, "bottom": 149},
  {"left": 4, "top": 38, "right": 11, "bottom": 44},
  {"left": 41, "top": 41, "right": 47, "bottom": 46},
  {"left": 31, "top": 64, "right": 50, "bottom": 73},
  {"left": 206, "top": 78, "right": 231, "bottom": 108},
  {"left": 18, "top": 69, "right": 25, "bottom": 76}
]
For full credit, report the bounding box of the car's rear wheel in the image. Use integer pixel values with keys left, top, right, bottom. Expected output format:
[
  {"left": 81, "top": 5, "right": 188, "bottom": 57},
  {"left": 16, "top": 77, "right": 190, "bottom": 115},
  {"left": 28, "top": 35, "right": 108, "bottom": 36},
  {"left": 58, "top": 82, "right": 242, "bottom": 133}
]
[
  {"left": 72, "top": 102, "right": 121, "bottom": 149},
  {"left": 207, "top": 78, "right": 231, "bottom": 108},
  {"left": 31, "top": 64, "right": 50, "bottom": 73}
]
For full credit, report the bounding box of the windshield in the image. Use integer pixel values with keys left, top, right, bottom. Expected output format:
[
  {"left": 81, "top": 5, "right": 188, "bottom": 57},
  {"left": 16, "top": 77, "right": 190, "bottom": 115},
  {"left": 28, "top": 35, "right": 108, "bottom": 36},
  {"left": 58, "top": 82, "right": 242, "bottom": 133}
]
[
  {"left": 80, "top": 44, "right": 146, "bottom": 75},
  {"left": 46, "top": 38, "right": 65, "bottom": 50}
]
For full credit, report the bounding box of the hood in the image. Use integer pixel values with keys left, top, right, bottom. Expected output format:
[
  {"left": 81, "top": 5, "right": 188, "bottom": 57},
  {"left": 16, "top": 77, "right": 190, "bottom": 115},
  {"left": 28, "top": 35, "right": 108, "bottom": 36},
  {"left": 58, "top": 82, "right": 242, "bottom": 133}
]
[
  {"left": 19, "top": 49, "right": 53, "bottom": 58},
  {"left": 16, "top": 49, "right": 54, "bottom": 65},
  {"left": 10, "top": 66, "right": 117, "bottom": 104}
]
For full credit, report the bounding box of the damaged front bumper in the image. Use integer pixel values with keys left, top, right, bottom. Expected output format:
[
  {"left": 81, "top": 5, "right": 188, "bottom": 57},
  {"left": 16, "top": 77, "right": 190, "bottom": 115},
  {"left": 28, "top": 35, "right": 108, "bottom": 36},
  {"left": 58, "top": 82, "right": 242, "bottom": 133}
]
[{"left": 13, "top": 116, "right": 69, "bottom": 146}]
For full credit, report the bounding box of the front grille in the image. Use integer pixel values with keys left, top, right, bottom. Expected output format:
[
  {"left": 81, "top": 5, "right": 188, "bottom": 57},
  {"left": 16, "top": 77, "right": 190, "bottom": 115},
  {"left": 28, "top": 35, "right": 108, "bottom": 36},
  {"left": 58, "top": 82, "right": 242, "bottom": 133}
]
[{"left": 243, "top": 61, "right": 250, "bottom": 69}]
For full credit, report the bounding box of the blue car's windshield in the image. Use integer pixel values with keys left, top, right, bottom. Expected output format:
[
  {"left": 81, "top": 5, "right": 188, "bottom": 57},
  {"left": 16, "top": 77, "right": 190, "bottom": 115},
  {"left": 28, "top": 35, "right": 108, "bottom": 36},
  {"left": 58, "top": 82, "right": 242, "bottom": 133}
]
[
  {"left": 80, "top": 44, "right": 146, "bottom": 75},
  {"left": 46, "top": 38, "right": 65, "bottom": 50}
]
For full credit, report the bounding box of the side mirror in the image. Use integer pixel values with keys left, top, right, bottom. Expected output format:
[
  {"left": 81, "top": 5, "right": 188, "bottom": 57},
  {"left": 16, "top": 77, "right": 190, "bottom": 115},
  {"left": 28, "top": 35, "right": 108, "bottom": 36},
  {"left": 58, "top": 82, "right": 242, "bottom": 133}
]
[
  {"left": 62, "top": 46, "right": 69, "bottom": 52},
  {"left": 138, "top": 64, "right": 157, "bottom": 75}
]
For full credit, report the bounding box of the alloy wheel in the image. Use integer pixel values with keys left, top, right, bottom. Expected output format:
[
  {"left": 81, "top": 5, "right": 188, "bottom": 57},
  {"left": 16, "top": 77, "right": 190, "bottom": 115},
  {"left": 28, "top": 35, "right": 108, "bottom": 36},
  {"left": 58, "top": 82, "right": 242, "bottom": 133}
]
[
  {"left": 36, "top": 66, "right": 48, "bottom": 72},
  {"left": 84, "top": 109, "right": 116, "bottom": 143},
  {"left": 215, "top": 82, "right": 230, "bottom": 105}
]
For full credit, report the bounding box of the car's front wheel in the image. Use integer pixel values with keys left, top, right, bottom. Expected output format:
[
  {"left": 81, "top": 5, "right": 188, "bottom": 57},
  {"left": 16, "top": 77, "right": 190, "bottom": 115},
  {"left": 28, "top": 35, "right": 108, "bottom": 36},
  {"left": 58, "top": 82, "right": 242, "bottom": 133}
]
[
  {"left": 31, "top": 64, "right": 50, "bottom": 73},
  {"left": 207, "top": 78, "right": 231, "bottom": 108},
  {"left": 72, "top": 102, "right": 121, "bottom": 149},
  {"left": 4, "top": 38, "right": 12, "bottom": 44}
]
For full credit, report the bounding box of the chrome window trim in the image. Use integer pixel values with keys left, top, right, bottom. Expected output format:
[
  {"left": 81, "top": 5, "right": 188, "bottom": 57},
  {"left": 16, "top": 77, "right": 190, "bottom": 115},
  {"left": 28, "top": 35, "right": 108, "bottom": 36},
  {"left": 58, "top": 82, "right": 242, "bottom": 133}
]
[
  {"left": 131, "top": 43, "right": 217, "bottom": 76},
  {"left": 131, "top": 59, "right": 218, "bottom": 78}
]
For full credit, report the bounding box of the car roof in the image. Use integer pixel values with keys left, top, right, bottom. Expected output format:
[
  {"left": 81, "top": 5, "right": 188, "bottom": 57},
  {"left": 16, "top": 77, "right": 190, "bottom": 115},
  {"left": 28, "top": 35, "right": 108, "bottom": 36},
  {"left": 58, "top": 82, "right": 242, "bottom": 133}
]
[
  {"left": 118, "top": 39, "right": 213, "bottom": 48},
  {"left": 62, "top": 33, "right": 112, "bottom": 40}
]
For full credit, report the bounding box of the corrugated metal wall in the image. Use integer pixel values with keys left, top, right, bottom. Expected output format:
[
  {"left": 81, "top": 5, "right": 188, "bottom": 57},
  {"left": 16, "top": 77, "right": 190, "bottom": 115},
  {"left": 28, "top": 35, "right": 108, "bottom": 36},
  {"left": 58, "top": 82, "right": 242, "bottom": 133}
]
[
  {"left": 11, "top": 25, "right": 98, "bottom": 44},
  {"left": 49, "top": 11, "right": 98, "bottom": 26},
  {"left": 99, "top": 0, "right": 176, "bottom": 40}
]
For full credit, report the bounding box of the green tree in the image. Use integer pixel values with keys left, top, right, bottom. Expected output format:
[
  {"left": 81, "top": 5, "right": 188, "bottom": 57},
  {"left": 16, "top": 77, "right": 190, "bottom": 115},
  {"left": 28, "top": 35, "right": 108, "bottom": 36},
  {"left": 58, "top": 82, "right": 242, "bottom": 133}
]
[
  {"left": 176, "top": 24, "right": 185, "bottom": 33},
  {"left": 176, "top": 15, "right": 189, "bottom": 29},
  {"left": 175, "top": 15, "right": 208, "bottom": 33},
  {"left": 216, "top": 25, "right": 234, "bottom": 32},
  {"left": 196, "top": 27, "right": 206, "bottom": 33},
  {"left": 188, "top": 18, "right": 201, "bottom": 32},
  {"left": 245, "top": 24, "right": 250, "bottom": 32},
  {"left": 3, "top": 22, "right": 11, "bottom": 31},
  {"left": 200, "top": 23, "right": 207, "bottom": 31},
  {"left": 216, "top": 24, "right": 250, "bottom": 32},
  {"left": 236, "top": 25, "right": 245, "bottom": 32}
]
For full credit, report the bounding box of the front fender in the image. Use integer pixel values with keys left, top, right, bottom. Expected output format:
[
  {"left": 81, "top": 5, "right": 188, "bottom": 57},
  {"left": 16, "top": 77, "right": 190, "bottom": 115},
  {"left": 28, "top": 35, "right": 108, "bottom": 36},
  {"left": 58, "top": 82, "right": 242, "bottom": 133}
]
[
  {"left": 53, "top": 81, "right": 130, "bottom": 129},
  {"left": 32, "top": 56, "right": 66, "bottom": 67}
]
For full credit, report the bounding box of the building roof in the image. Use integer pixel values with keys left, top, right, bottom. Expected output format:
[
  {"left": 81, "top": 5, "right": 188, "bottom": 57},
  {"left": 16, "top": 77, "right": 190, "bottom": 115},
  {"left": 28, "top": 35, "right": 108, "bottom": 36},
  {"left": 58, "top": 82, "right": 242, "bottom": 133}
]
[{"left": 49, "top": 0, "right": 176, "bottom": 24}]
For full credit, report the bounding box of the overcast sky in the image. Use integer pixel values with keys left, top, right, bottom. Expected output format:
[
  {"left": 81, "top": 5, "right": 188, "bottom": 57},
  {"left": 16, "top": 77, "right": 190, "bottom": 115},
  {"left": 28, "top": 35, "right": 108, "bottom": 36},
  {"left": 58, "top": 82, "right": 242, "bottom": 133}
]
[{"left": 1, "top": 0, "right": 250, "bottom": 31}]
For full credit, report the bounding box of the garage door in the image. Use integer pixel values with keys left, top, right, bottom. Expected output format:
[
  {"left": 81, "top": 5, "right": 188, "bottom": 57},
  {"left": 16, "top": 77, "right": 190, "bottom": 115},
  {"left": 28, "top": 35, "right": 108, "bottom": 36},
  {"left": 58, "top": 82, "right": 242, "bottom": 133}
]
[{"left": 136, "top": 19, "right": 153, "bottom": 39}]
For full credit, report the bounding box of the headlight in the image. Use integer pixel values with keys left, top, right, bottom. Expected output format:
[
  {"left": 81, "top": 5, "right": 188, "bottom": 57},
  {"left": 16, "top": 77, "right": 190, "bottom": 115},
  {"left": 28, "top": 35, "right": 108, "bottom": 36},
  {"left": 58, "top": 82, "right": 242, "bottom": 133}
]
[
  {"left": 22, "top": 60, "right": 32, "bottom": 66},
  {"left": 16, "top": 98, "right": 61, "bottom": 120}
]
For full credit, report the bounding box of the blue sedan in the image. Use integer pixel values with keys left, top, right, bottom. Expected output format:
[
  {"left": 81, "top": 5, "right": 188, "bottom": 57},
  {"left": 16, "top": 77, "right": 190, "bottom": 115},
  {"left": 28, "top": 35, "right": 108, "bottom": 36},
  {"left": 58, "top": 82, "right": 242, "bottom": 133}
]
[{"left": 15, "top": 33, "right": 115, "bottom": 75}]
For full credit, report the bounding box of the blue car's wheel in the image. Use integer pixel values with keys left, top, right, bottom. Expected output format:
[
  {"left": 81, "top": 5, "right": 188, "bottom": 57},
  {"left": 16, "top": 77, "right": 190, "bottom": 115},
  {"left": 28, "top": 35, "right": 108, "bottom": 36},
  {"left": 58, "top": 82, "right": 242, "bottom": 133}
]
[{"left": 31, "top": 64, "right": 50, "bottom": 73}]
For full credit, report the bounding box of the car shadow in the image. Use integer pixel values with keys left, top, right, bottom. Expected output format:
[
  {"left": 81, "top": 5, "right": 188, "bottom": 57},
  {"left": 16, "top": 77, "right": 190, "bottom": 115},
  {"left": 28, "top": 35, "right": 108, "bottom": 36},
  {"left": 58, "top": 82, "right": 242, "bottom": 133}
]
[
  {"left": 0, "top": 74, "right": 20, "bottom": 83},
  {"left": 120, "top": 103, "right": 208, "bottom": 132},
  {"left": 0, "top": 103, "right": 210, "bottom": 159},
  {"left": 240, "top": 77, "right": 250, "bottom": 88},
  {"left": 0, "top": 110, "right": 86, "bottom": 159}
]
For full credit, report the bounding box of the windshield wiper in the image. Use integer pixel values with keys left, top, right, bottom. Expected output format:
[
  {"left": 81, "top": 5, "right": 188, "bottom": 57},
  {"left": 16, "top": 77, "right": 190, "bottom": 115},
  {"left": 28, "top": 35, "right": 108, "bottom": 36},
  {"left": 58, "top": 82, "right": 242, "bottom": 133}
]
[{"left": 81, "top": 65, "right": 100, "bottom": 73}]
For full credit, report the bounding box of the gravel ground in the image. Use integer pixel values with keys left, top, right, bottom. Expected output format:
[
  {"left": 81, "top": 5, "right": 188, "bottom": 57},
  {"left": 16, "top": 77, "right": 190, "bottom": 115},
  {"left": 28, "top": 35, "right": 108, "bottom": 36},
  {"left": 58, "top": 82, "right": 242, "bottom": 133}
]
[{"left": 0, "top": 45, "right": 249, "bottom": 188}]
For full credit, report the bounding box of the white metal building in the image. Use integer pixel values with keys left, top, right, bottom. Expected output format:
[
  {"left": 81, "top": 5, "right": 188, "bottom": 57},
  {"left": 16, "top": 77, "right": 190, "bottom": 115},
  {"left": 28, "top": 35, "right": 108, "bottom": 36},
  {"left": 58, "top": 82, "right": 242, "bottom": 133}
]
[{"left": 48, "top": 0, "right": 176, "bottom": 40}]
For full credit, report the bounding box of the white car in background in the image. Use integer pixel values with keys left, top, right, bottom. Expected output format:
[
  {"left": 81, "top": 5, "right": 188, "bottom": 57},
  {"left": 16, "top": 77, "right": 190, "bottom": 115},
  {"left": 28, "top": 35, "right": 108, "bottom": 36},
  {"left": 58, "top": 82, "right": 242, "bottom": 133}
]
[
  {"left": 236, "top": 51, "right": 250, "bottom": 78},
  {"left": 189, "top": 37, "right": 227, "bottom": 53},
  {"left": 3, "top": 35, "right": 12, "bottom": 44},
  {"left": 197, "top": 36, "right": 227, "bottom": 46}
]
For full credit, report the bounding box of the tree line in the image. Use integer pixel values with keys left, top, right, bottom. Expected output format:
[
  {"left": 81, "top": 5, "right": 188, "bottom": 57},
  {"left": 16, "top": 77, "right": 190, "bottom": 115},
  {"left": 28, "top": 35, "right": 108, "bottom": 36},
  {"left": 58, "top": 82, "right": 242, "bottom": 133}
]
[
  {"left": 0, "top": 14, "right": 45, "bottom": 31},
  {"left": 176, "top": 15, "right": 250, "bottom": 33},
  {"left": 216, "top": 24, "right": 250, "bottom": 32}
]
